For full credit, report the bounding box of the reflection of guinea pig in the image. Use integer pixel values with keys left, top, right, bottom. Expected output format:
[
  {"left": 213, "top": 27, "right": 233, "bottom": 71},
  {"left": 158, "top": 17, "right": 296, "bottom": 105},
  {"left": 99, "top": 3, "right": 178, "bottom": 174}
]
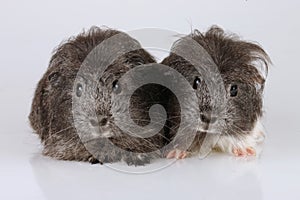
[
  {"left": 29, "top": 27, "right": 164, "bottom": 166},
  {"left": 162, "top": 26, "right": 271, "bottom": 158}
]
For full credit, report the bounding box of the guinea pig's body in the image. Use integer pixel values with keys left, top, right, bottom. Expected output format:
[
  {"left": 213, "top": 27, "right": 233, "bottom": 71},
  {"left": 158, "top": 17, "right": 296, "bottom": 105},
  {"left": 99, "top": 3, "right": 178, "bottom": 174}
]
[
  {"left": 29, "top": 27, "right": 165, "bottom": 165},
  {"left": 162, "top": 26, "right": 270, "bottom": 158}
]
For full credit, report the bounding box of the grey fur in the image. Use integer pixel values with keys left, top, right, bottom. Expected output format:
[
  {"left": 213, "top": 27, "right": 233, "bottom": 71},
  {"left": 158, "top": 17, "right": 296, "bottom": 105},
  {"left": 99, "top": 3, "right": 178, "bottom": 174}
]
[
  {"left": 29, "top": 27, "right": 165, "bottom": 165},
  {"left": 161, "top": 26, "right": 271, "bottom": 154}
]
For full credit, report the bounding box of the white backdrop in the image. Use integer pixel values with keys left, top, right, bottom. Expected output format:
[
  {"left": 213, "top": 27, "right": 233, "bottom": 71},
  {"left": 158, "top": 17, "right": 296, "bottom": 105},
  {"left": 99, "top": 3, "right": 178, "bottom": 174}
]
[{"left": 0, "top": 0, "right": 299, "bottom": 200}]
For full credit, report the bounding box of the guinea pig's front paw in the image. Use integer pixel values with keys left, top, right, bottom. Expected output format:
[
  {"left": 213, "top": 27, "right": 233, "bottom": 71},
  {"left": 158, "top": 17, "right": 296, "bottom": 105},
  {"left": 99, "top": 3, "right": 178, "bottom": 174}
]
[
  {"left": 166, "top": 149, "right": 189, "bottom": 159},
  {"left": 232, "top": 146, "right": 256, "bottom": 157},
  {"left": 123, "top": 153, "right": 152, "bottom": 166},
  {"left": 88, "top": 156, "right": 102, "bottom": 164}
]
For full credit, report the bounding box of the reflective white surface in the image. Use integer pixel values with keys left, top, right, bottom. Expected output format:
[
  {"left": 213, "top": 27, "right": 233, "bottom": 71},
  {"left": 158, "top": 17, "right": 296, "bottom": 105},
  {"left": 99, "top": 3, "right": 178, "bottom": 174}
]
[
  {"left": 1, "top": 0, "right": 300, "bottom": 199},
  {"left": 1, "top": 130, "right": 300, "bottom": 200}
]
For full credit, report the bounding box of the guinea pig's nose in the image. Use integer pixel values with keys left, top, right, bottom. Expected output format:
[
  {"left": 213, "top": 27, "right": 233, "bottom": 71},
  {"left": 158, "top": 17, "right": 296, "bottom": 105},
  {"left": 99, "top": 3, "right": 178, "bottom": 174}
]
[
  {"left": 200, "top": 114, "right": 217, "bottom": 124},
  {"left": 98, "top": 117, "right": 108, "bottom": 126},
  {"left": 90, "top": 116, "right": 108, "bottom": 127}
]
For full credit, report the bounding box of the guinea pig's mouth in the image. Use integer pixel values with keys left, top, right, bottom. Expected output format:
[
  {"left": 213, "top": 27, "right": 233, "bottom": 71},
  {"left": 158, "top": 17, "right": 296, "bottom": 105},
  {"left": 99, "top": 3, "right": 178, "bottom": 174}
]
[
  {"left": 88, "top": 130, "right": 114, "bottom": 139},
  {"left": 196, "top": 127, "right": 220, "bottom": 135},
  {"left": 101, "top": 130, "right": 115, "bottom": 137},
  {"left": 90, "top": 125, "right": 116, "bottom": 138}
]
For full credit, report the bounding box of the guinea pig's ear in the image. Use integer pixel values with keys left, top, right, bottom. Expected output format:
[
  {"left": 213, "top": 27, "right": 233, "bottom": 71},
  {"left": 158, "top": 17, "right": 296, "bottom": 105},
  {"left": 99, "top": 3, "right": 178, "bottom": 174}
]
[
  {"left": 247, "top": 42, "right": 271, "bottom": 84},
  {"left": 48, "top": 72, "right": 62, "bottom": 87},
  {"left": 251, "top": 58, "right": 269, "bottom": 82},
  {"left": 255, "top": 81, "right": 265, "bottom": 94}
]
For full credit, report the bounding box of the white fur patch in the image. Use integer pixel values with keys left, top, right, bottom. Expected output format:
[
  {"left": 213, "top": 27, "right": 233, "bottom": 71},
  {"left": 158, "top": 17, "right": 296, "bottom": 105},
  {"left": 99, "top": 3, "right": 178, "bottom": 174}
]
[
  {"left": 214, "top": 119, "right": 265, "bottom": 155},
  {"left": 102, "top": 130, "right": 114, "bottom": 138}
]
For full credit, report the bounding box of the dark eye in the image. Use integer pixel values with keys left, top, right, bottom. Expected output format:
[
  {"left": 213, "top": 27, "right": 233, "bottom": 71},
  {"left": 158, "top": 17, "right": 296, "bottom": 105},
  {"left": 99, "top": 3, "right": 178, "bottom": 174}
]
[
  {"left": 48, "top": 72, "right": 59, "bottom": 82},
  {"left": 48, "top": 72, "right": 61, "bottom": 87},
  {"left": 230, "top": 84, "right": 238, "bottom": 97},
  {"left": 76, "top": 83, "right": 83, "bottom": 97},
  {"left": 193, "top": 77, "right": 201, "bottom": 90},
  {"left": 112, "top": 80, "right": 121, "bottom": 94}
]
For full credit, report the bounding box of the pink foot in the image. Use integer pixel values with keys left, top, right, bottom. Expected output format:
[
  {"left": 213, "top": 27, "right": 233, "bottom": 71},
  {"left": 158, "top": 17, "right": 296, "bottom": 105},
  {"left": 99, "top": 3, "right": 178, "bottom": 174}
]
[
  {"left": 246, "top": 147, "right": 256, "bottom": 156},
  {"left": 232, "top": 147, "right": 256, "bottom": 157},
  {"left": 166, "top": 149, "right": 188, "bottom": 159}
]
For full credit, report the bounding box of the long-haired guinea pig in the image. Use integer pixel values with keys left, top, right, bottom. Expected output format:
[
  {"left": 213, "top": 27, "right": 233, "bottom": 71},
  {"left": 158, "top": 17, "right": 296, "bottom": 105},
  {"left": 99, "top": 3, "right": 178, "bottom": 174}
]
[
  {"left": 29, "top": 27, "right": 166, "bottom": 166},
  {"left": 161, "top": 26, "right": 271, "bottom": 158}
]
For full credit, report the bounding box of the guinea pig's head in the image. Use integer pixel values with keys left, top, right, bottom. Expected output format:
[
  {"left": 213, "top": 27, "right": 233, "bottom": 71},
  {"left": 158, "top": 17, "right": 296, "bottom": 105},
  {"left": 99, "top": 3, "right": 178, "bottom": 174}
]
[
  {"left": 188, "top": 26, "right": 271, "bottom": 137},
  {"left": 72, "top": 49, "right": 156, "bottom": 144},
  {"left": 163, "top": 27, "right": 270, "bottom": 138},
  {"left": 45, "top": 27, "right": 156, "bottom": 147}
]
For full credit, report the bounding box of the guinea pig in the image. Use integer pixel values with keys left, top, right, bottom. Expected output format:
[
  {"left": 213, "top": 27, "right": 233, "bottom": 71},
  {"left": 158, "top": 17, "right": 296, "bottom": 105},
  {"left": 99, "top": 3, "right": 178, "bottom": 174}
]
[
  {"left": 29, "top": 27, "right": 165, "bottom": 166},
  {"left": 161, "top": 26, "right": 271, "bottom": 158}
]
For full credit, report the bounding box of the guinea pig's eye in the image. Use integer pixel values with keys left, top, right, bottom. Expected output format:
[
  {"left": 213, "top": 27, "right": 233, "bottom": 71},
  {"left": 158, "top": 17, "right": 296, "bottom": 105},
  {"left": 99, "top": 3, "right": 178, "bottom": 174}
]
[
  {"left": 230, "top": 84, "right": 238, "bottom": 97},
  {"left": 193, "top": 77, "right": 201, "bottom": 90},
  {"left": 112, "top": 80, "right": 121, "bottom": 94},
  {"left": 76, "top": 83, "right": 83, "bottom": 97}
]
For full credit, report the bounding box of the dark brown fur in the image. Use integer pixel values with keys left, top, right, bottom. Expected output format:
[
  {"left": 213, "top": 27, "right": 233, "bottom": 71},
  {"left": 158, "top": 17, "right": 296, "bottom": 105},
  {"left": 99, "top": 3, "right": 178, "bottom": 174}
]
[
  {"left": 29, "top": 27, "right": 165, "bottom": 165},
  {"left": 161, "top": 26, "right": 271, "bottom": 154}
]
